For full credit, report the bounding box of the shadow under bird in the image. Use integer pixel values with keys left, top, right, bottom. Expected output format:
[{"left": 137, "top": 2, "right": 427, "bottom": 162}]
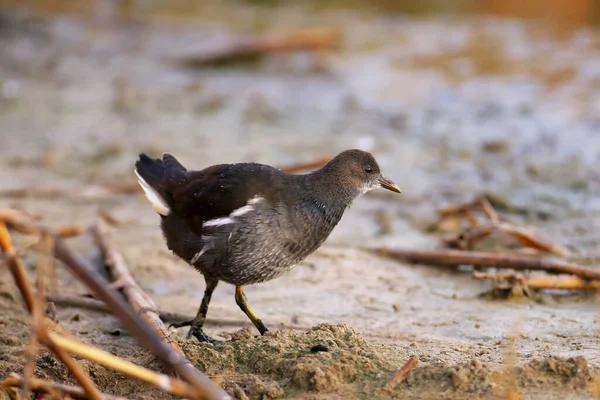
[{"left": 134, "top": 149, "right": 401, "bottom": 342}]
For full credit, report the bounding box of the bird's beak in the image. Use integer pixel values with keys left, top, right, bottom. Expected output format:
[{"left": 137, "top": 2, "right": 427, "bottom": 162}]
[{"left": 379, "top": 175, "right": 401, "bottom": 193}]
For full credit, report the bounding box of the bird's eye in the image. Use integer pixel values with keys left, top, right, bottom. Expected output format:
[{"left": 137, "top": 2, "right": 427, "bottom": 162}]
[{"left": 365, "top": 166, "right": 373, "bottom": 173}]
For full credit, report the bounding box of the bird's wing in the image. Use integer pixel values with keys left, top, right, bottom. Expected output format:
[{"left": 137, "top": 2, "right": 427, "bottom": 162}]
[
  {"left": 163, "top": 158, "right": 278, "bottom": 233},
  {"left": 161, "top": 159, "right": 280, "bottom": 269}
]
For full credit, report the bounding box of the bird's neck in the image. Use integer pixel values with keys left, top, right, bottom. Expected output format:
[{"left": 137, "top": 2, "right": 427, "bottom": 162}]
[{"left": 303, "top": 166, "right": 360, "bottom": 208}]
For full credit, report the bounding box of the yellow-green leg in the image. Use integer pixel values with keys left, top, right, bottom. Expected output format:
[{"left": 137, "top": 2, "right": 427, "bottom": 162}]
[{"left": 235, "top": 286, "right": 269, "bottom": 335}]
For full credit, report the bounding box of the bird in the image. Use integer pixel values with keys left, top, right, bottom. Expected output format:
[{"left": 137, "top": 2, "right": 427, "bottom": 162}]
[{"left": 134, "top": 149, "right": 401, "bottom": 342}]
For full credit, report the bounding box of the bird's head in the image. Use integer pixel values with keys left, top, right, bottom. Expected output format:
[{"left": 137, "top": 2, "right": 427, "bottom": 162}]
[{"left": 324, "top": 149, "right": 401, "bottom": 197}]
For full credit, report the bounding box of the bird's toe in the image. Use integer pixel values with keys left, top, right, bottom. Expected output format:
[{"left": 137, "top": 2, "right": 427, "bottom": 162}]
[{"left": 168, "top": 319, "right": 193, "bottom": 329}]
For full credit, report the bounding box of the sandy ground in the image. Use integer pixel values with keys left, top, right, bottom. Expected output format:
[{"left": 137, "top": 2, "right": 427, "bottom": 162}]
[{"left": 1, "top": 4, "right": 600, "bottom": 399}]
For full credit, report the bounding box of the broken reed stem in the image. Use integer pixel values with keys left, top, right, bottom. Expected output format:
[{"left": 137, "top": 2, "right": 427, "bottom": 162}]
[
  {"left": 53, "top": 238, "right": 231, "bottom": 400},
  {"left": 47, "top": 332, "right": 195, "bottom": 398},
  {"left": 41, "top": 335, "right": 104, "bottom": 400},
  {"left": 384, "top": 356, "right": 418, "bottom": 389},
  {"left": 446, "top": 222, "right": 570, "bottom": 257},
  {"left": 377, "top": 248, "right": 600, "bottom": 280},
  {"left": 92, "top": 219, "right": 188, "bottom": 370},
  {"left": 0, "top": 222, "right": 104, "bottom": 400},
  {"left": 479, "top": 197, "right": 499, "bottom": 223},
  {"left": 19, "top": 320, "right": 205, "bottom": 400},
  {"left": 471, "top": 271, "right": 521, "bottom": 282},
  {"left": 178, "top": 28, "right": 339, "bottom": 67},
  {"left": 1, "top": 214, "right": 227, "bottom": 399},
  {"left": 524, "top": 276, "right": 600, "bottom": 290},
  {"left": 473, "top": 271, "right": 600, "bottom": 290},
  {"left": 2, "top": 373, "right": 127, "bottom": 400},
  {"left": 0, "top": 208, "right": 83, "bottom": 237},
  {"left": 437, "top": 197, "right": 569, "bottom": 257},
  {"left": 22, "top": 234, "right": 54, "bottom": 400},
  {"left": 0, "top": 221, "right": 37, "bottom": 313},
  {"left": 438, "top": 196, "right": 498, "bottom": 221}
]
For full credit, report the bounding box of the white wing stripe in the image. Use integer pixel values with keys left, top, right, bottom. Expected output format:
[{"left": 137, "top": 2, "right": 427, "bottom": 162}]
[
  {"left": 203, "top": 217, "right": 235, "bottom": 227},
  {"left": 197, "top": 196, "right": 264, "bottom": 263},
  {"left": 248, "top": 196, "right": 265, "bottom": 205},
  {"left": 231, "top": 205, "right": 254, "bottom": 218}
]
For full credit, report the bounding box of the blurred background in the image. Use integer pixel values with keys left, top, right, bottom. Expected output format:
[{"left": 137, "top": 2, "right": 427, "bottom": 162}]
[
  {"left": 2, "top": 0, "right": 600, "bottom": 242},
  {"left": 1, "top": 2, "right": 600, "bottom": 397}
]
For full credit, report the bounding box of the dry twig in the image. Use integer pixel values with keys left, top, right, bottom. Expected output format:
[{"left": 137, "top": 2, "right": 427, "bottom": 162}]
[
  {"left": 383, "top": 356, "right": 418, "bottom": 389},
  {"left": 10, "top": 314, "right": 207, "bottom": 400},
  {"left": 53, "top": 238, "right": 231, "bottom": 400},
  {"left": 178, "top": 28, "right": 339, "bottom": 67},
  {"left": 21, "top": 234, "right": 54, "bottom": 399},
  {"left": 472, "top": 271, "right": 600, "bottom": 290},
  {"left": 0, "top": 221, "right": 104, "bottom": 400},
  {"left": 2, "top": 373, "right": 127, "bottom": 400},
  {"left": 435, "top": 197, "right": 569, "bottom": 257},
  {"left": 376, "top": 248, "right": 600, "bottom": 280},
  {"left": 0, "top": 208, "right": 83, "bottom": 237},
  {"left": 1, "top": 213, "right": 228, "bottom": 399},
  {"left": 47, "top": 332, "right": 197, "bottom": 398},
  {"left": 438, "top": 196, "right": 499, "bottom": 222},
  {"left": 92, "top": 219, "right": 189, "bottom": 368},
  {"left": 445, "top": 222, "right": 570, "bottom": 257}
]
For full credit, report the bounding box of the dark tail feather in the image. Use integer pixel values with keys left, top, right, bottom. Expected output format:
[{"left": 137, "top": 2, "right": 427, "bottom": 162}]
[
  {"left": 135, "top": 154, "right": 164, "bottom": 185},
  {"left": 163, "top": 153, "right": 186, "bottom": 172},
  {"left": 135, "top": 154, "right": 171, "bottom": 216},
  {"left": 162, "top": 153, "right": 188, "bottom": 182}
]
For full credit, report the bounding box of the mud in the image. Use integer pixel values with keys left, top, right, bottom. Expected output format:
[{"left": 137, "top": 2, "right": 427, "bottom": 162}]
[{"left": 2, "top": 2, "right": 600, "bottom": 399}]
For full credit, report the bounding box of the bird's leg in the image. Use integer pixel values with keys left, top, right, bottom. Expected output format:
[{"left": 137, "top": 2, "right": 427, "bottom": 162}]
[
  {"left": 234, "top": 286, "right": 269, "bottom": 335},
  {"left": 169, "top": 277, "right": 218, "bottom": 343}
]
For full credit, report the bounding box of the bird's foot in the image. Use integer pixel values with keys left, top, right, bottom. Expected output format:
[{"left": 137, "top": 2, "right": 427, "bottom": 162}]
[
  {"left": 189, "top": 327, "right": 214, "bottom": 343},
  {"left": 256, "top": 320, "right": 269, "bottom": 336},
  {"left": 169, "top": 320, "right": 214, "bottom": 343}
]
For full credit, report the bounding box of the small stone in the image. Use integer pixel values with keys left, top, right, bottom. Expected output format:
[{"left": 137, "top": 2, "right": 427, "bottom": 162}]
[{"left": 481, "top": 139, "right": 510, "bottom": 153}]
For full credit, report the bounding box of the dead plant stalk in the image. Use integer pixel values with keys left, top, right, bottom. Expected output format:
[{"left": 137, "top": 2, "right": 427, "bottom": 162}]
[
  {"left": 53, "top": 238, "right": 231, "bottom": 400},
  {"left": 0, "top": 222, "right": 104, "bottom": 400},
  {"left": 377, "top": 248, "right": 600, "bottom": 280},
  {"left": 384, "top": 356, "right": 418, "bottom": 389},
  {"left": 2, "top": 373, "right": 127, "bottom": 400},
  {"left": 92, "top": 219, "right": 188, "bottom": 366}
]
